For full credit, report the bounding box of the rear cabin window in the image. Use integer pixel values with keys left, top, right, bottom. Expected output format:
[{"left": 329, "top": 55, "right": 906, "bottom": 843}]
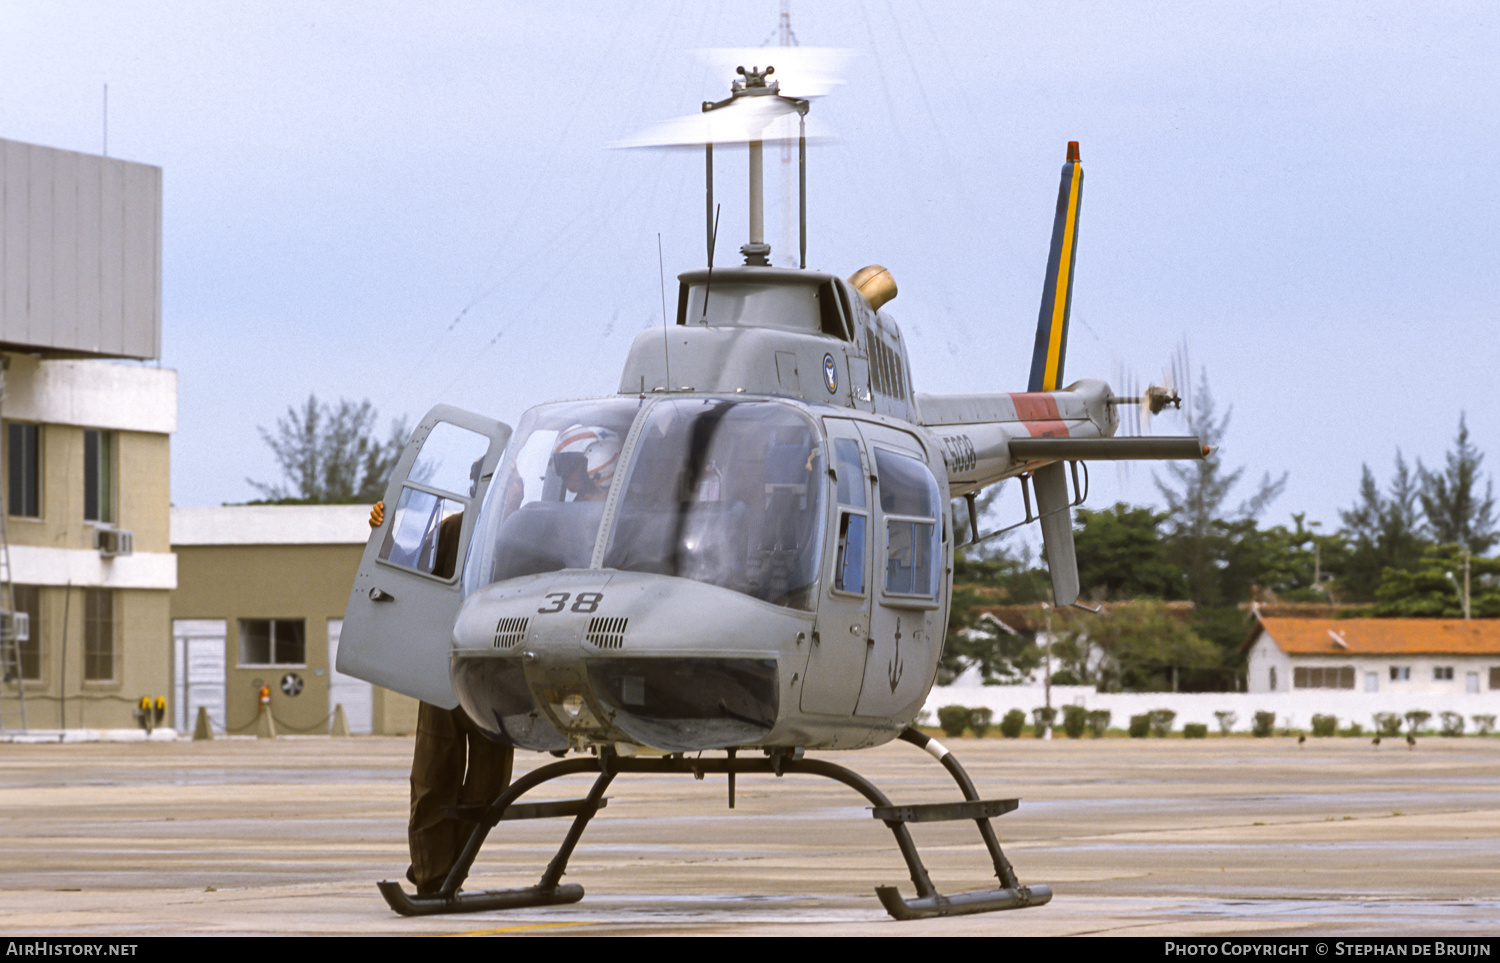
[{"left": 874, "top": 448, "right": 940, "bottom": 601}]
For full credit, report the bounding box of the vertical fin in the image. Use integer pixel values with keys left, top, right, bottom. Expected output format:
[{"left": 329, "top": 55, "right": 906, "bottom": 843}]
[
  {"left": 1033, "top": 462, "right": 1079, "bottom": 607},
  {"left": 1027, "top": 142, "right": 1084, "bottom": 393},
  {"left": 1028, "top": 143, "right": 1083, "bottom": 605}
]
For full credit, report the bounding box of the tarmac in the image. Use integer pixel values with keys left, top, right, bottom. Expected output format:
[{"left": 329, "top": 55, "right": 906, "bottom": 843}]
[{"left": 1, "top": 733, "right": 1498, "bottom": 937}]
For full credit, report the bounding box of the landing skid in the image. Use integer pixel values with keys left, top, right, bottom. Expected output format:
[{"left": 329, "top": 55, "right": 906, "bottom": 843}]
[{"left": 377, "top": 727, "right": 1052, "bottom": 921}]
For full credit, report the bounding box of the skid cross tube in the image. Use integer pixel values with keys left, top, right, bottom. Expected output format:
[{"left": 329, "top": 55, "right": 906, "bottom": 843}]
[{"left": 377, "top": 732, "right": 1051, "bottom": 921}]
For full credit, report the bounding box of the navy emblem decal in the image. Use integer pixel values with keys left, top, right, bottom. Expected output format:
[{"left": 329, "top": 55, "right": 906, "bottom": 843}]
[{"left": 823, "top": 353, "right": 838, "bottom": 393}]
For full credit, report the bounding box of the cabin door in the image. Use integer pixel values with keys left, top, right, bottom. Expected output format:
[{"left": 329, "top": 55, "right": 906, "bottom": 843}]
[
  {"left": 799, "top": 418, "right": 873, "bottom": 715},
  {"left": 855, "top": 424, "right": 945, "bottom": 721},
  {"left": 338, "top": 405, "right": 511, "bottom": 708}
]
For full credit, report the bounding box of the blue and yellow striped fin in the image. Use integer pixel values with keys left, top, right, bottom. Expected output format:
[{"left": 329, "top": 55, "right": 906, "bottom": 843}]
[{"left": 1027, "top": 142, "right": 1084, "bottom": 393}]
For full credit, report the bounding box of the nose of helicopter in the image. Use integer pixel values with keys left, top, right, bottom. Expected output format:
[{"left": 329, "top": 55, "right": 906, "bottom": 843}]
[{"left": 450, "top": 570, "right": 811, "bottom": 752}]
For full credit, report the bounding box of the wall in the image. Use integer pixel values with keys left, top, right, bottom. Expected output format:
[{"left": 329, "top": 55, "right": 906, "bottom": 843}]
[
  {"left": 170, "top": 536, "right": 419, "bottom": 735},
  {"left": 0, "top": 137, "right": 162, "bottom": 360},
  {"left": 0, "top": 358, "right": 175, "bottom": 730},
  {"left": 928, "top": 677, "right": 1500, "bottom": 735}
]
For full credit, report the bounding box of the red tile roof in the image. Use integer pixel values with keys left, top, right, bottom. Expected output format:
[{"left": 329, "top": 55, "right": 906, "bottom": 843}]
[{"left": 1253, "top": 617, "right": 1500, "bottom": 657}]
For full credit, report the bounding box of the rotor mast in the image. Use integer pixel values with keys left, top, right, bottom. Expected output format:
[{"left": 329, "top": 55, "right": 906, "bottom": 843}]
[{"left": 702, "top": 66, "right": 809, "bottom": 268}]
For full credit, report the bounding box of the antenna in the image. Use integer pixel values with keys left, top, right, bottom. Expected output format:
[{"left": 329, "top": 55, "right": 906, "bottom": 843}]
[
  {"left": 658, "top": 233, "right": 671, "bottom": 391},
  {"left": 702, "top": 204, "right": 721, "bottom": 324}
]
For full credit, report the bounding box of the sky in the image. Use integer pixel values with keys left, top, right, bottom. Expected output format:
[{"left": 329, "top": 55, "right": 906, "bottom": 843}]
[{"left": 1, "top": 1, "right": 1497, "bottom": 542}]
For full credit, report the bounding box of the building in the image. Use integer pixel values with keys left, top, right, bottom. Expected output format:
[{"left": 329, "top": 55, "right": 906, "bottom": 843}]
[
  {"left": 170, "top": 505, "right": 419, "bottom": 735},
  {"left": 1246, "top": 617, "right": 1500, "bottom": 695},
  {"left": 0, "top": 136, "right": 175, "bottom": 730}
]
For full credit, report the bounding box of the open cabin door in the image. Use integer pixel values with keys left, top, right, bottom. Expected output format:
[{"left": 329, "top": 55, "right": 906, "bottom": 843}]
[{"left": 338, "top": 405, "right": 511, "bottom": 708}]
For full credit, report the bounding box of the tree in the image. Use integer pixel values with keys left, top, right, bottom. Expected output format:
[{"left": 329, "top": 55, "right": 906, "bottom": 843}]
[
  {"left": 939, "top": 585, "right": 1044, "bottom": 686},
  {"left": 1073, "top": 502, "right": 1185, "bottom": 601},
  {"left": 1069, "top": 601, "right": 1220, "bottom": 693},
  {"left": 1339, "top": 451, "right": 1428, "bottom": 600},
  {"left": 1154, "top": 375, "right": 1286, "bottom": 606},
  {"left": 1372, "top": 544, "right": 1500, "bottom": 617},
  {"left": 1420, "top": 415, "right": 1498, "bottom": 555},
  {"left": 939, "top": 551, "right": 1050, "bottom": 685},
  {"left": 249, "top": 395, "right": 408, "bottom": 504}
]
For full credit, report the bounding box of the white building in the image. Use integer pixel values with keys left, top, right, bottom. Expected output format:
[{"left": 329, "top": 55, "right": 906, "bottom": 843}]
[{"left": 1246, "top": 617, "right": 1500, "bottom": 696}]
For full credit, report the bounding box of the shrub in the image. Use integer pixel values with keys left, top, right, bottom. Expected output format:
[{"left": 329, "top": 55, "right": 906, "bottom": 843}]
[
  {"left": 937, "top": 705, "right": 969, "bottom": 738},
  {"left": 1061, "top": 704, "right": 1088, "bottom": 739},
  {"left": 1311, "top": 714, "right": 1338, "bottom": 737},
  {"left": 1340, "top": 722, "right": 1364, "bottom": 737},
  {"left": 1214, "top": 710, "right": 1238, "bottom": 736},
  {"left": 1252, "top": 711, "right": 1276, "bottom": 738},
  {"left": 1373, "top": 712, "right": 1402, "bottom": 736},
  {"left": 1086, "top": 709, "right": 1112, "bottom": 738},
  {"left": 1404, "top": 710, "right": 1432, "bottom": 735},
  {"left": 1128, "top": 714, "right": 1151, "bottom": 738},
  {"left": 1032, "top": 707, "right": 1057, "bottom": 738},
  {"left": 1149, "top": 709, "right": 1177, "bottom": 738},
  {"left": 970, "top": 707, "right": 994, "bottom": 738},
  {"left": 1183, "top": 722, "right": 1208, "bottom": 739},
  {"left": 1000, "top": 708, "right": 1027, "bottom": 739},
  {"left": 1439, "top": 711, "right": 1464, "bottom": 737},
  {"left": 1474, "top": 714, "right": 1497, "bottom": 736}
]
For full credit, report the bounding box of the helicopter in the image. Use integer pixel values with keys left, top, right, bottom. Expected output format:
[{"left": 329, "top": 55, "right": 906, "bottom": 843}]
[{"left": 337, "top": 59, "right": 1207, "bottom": 921}]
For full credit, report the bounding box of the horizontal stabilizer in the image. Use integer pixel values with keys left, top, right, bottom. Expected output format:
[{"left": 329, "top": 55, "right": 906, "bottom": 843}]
[{"left": 1010, "top": 436, "right": 1207, "bottom": 461}]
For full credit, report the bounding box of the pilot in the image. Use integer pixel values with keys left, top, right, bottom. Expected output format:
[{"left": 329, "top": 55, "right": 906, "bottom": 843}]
[
  {"left": 551, "top": 424, "right": 621, "bottom": 502},
  {"left": 369, "top": 499, "right": 514, "bottom": 897}
]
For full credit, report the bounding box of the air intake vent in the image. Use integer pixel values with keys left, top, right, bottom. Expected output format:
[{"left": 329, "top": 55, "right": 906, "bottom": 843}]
[
  {"left": 586, "top": 617, "right": 628, "bottom": 649},
  {"left": 492, "top": 617, "right": 529, "bottom": 649}
]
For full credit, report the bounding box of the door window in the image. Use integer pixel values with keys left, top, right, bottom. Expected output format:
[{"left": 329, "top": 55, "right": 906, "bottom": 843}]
[{"left": 378, "top": 421, "right": 491, "bottom": 580}]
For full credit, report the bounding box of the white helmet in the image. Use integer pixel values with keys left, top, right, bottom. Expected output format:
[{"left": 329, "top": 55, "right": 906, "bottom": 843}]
[{"left": 551, "top": 425, "right": 621, "bottom": 495}]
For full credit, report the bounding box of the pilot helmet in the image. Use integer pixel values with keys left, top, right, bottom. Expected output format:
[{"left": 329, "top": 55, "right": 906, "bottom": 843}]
[{"left": 551, "top": 425, "right": 622, "bottom": 495}]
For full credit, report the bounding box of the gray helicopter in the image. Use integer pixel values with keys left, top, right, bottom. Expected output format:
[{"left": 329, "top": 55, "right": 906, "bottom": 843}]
[{"left": 338, "top": 61, "right": 1206, "bottom": 920}]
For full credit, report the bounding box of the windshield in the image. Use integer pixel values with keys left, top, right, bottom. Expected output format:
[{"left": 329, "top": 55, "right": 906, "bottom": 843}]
[
  {"left": 602, "top": 399, "right": 826, "bottom": 610},
  {"left": 463, "top": 398, "right": 644, "bottom": 594}
]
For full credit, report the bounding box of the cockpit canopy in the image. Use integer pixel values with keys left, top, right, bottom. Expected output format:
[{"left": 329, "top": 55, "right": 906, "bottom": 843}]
[{"left": 464, "top": 397, "right": 826, "bottom": 611}]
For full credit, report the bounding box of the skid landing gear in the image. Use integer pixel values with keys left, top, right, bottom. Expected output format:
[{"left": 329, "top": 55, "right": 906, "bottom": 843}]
[{"left": 378, "top": 726, "right": 1052, "bottom": 921}]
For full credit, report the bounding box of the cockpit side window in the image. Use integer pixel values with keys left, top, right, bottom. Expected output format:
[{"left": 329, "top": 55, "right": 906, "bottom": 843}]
[{"left": 603, "top": 399, "right": 826, "bottom": 611}]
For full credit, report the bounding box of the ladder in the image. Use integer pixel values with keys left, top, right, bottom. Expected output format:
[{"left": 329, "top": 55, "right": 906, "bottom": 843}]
[{"left": 0, "top": 363, "right": 27, "bottom": 731}]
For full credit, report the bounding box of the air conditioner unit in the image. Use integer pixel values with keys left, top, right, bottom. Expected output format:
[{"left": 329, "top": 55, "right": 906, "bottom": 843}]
[
  {"left": 95, "top": 526, "right": 134, "bottom": 557},
  {"left": 0, "top": 610, "right": 29, "bottom": 643}
]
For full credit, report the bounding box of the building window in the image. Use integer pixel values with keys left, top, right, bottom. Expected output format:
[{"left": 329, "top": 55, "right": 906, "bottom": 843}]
[
  {"left": 239, "top": 619, "right": 306, "bottom": 666},
  {"left": 1268, "top": 667, "right": 1277, "bottom": 691},
  {"left": 1294, "top": 666, "right": 1354, "bottom": 689},
  {"left": 1434, "top": 666, "right": 1454, "bottom": 681},
  {"left": 84, "top": 429, "right": 115, "bottom": 523},
  {"left": 9, "top": 585, "right": 42, "bottom": 682},
  {"left": 83, "top": 589, "right": 115, "bottom": 682},
  {"left": 1364, "top": 672, "right": 1379, "bottom": 693},
  {"left": 7, "top": 423, "right": 41, "bottom": 518},
  {"left": 1390, "top": 666, "right": 1410, "bottom": 682},
  {"left": 1467, "top": 672, "right": 1480, "bottom": 694},
  {"left": 1492, "top": 667, "right": 1500, "bottom": 690}
]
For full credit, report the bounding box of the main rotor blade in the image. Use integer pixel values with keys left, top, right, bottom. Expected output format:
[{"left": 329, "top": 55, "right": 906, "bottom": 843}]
[{"left": 614, "top": 97, "right": 822, "bottom": 149}]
